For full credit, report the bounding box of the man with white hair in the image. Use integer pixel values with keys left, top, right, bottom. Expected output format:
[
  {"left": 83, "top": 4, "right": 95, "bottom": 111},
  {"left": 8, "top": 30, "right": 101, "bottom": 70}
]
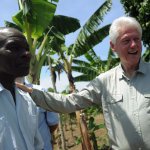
[{"left": 17, "top": 16, "right": 150, "bottom": 149}]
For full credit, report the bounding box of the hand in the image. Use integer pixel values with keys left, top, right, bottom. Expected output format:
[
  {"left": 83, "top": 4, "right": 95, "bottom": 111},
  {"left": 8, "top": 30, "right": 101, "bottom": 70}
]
[{"left": 15, "top": 82, "right": 33, "bottom": 93}]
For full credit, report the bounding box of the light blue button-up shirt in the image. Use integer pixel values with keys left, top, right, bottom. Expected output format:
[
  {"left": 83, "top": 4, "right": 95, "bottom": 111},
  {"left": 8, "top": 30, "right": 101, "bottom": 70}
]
[
  {"left": 31, "top": 84, "right": 59, "bottom": 150},
  {"left": 38, "top": 109, "right": 59, "bottom": 150},
  {"left": 0, "top": 84, "right": 43, "bottom": 150}
]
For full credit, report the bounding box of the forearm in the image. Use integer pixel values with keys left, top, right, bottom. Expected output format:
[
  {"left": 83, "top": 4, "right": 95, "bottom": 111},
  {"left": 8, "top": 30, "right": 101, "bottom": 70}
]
[
  {"left": 31, "top": 89, "right": 78, "bottom": 113},
  {"left": 16, "top": 81, "right": 101, "bottom": 113},
  {"left": 30, "top": 88, "right": 94, "bottom": 113}
]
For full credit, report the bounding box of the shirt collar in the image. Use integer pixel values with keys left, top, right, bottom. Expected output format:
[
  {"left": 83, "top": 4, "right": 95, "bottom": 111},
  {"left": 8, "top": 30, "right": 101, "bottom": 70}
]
[
  {"left": 137, "top": 59, "right": 147, "bottom": 74},
  {"left": 118, "top": 59, "right": 146, "bottom": 80},
  {"left": 0, "top": 83, "right": 18, "bottom": 93},
  {"left": 0, "top": 83, "right": 5, "bottom": 92},
  {"left": 118, "top": 64, "right": 124, "bottom": 80}
]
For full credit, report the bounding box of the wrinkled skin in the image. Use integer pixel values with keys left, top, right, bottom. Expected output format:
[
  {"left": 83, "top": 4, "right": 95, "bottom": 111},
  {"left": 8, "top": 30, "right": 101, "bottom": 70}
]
[
  {"left": 0, "top": 27, "right": 31, "bottom": 101},
  {"left": 110, "top": 27, "right": 142, "bottom": 77}
]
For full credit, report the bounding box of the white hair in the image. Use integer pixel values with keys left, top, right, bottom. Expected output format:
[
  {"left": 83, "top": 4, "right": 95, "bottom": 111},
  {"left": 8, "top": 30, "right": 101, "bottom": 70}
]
[{"left": 109, "top": 16, "right": 142, "bottom": 44}]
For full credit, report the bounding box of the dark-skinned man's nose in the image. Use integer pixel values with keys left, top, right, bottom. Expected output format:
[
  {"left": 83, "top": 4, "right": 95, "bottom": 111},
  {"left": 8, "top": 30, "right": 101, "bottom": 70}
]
[{"left": 22, "top": 51, "right": 31, "bottom": 60}]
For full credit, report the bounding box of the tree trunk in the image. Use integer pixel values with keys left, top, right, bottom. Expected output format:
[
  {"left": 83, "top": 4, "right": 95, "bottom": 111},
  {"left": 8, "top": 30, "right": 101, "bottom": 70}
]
[
  {"left": 49, "top": 57, "right": 67, "bottom": 150},
  {"left": 68, "top": 72, "right": 92, "bottom": 150}
]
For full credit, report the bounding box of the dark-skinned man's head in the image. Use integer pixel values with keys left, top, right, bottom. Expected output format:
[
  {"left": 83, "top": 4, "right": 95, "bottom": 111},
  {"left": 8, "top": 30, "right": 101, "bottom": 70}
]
[{"left": 0, "top": 27, "right": 31, "bottom": 78}]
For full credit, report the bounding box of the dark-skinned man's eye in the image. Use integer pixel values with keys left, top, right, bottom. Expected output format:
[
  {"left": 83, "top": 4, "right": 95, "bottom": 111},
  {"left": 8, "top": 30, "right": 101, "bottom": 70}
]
[{"left": 7, "top": 45, "right": 19, "bottom": 51}]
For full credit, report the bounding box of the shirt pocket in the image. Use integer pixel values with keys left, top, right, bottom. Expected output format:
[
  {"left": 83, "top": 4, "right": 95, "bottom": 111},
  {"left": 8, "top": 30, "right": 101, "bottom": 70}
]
[
  {"left": 106, "top": 94, "right": 125, "bottom": 119},
  {"left": 143, "top": 91, "right": 150, "bottom": 106},
  {"left": 144, "top": 93, "right": 150, "bottom": 99}
]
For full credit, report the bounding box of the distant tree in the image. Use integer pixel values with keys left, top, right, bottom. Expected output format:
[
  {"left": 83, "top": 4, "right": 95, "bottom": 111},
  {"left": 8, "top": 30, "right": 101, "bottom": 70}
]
[{"left": 120, "top": 0, "right": 150, "bottom": 62}]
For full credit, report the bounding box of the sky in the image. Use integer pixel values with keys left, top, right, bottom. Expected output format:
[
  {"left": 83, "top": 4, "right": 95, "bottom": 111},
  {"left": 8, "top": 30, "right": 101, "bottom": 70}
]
[{"left": 0, "top": 0, "right": 125, "bottom": 92}]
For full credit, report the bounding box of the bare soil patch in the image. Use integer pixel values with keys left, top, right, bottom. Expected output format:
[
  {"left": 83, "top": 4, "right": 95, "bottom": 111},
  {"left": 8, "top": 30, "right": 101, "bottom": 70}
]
[{"left": 54, "top": 113, "right": 109, "bottom": 150}]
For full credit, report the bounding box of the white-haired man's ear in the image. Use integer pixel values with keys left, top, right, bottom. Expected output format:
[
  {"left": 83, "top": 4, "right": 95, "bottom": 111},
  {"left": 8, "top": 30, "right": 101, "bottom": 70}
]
[{"left": 110, "top": 41, "right": 117, "bottom": 53}]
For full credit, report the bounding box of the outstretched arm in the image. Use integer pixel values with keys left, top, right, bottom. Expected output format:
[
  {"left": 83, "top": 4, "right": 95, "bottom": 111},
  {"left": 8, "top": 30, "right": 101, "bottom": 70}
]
[{"left": 16, "top": 79, "right": 101, "bottom": 113}]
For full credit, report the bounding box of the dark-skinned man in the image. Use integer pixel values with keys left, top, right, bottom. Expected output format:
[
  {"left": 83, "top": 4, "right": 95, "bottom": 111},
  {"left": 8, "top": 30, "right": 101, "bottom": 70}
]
[{"left": 0, "top": 27, "right": 43, "bottom": 150}]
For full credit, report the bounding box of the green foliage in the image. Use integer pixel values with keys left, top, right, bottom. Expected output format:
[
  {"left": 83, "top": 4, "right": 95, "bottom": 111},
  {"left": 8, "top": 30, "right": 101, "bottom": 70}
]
[
  {"left": 72, "top": 48, "right": 119, "bottom": 83},
  {"left": 88, "top": 116, "right": 105, "bottom": 131},
  {"left": 50, "top": 15, "right": 80, "bottom": 35},
  {"left": 44, "top": 0, "right": 113, "bottom": 93},
  {"left": 84, "top": 104, "right": 103, "bottom": 116},
  {"left": 72, "top": 0, "right": 112, "bottom": 57},
  {"left": 47, "top": 87, "right": 54, "bottom": 92},
  {"left": 6, "top": 0, "right": 82, "bottom": 84},
  {"left": 13, "top": 0, "right": 56, "bottom": 39},
  {"left": 75, "top": 136, "right": 82, "bottom": 145},
  {"left": 120, "top": 0, "right": 150, "bottom": 61},
  {"left": 142, "top": 48, "right": 150, "bottom": 62}
]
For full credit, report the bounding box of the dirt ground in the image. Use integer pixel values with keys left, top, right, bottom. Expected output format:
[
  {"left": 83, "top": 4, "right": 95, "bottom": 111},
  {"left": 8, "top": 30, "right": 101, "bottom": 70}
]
[{"left": 53, "top": 113, "right": 109, "bottom": 150}]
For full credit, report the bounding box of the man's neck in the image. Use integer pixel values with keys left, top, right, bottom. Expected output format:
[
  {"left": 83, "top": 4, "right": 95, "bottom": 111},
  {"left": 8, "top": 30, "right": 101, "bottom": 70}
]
[
  {"left": 121, "top": 63, "right": 139, "bottom": 78},
  {"left": 0, "top": 73, "right": 16, "bottom": 102}
]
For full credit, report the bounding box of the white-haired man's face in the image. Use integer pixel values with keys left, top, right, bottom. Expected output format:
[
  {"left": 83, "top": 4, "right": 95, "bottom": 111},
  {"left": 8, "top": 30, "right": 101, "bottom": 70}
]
[{"left": 110, "top": 26, "right": 142, "bottom": 69}]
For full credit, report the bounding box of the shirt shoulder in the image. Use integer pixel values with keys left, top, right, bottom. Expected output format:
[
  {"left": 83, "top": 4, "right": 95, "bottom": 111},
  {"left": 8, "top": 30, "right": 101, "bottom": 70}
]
[
  {"left": 97, "top": 65, "right": 120, "bottom": 81},
  {"left": 17, "top": 88, "right": 37, "bottom": 106}
]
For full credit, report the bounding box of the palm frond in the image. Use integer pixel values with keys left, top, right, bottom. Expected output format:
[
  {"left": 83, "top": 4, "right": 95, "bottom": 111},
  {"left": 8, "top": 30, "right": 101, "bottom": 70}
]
[
  {"left": 4, "top": 21, "right": 22, "bottom": 31},
  {"left": 72, "top": 66, "right": 97, "bottom": 76},
  {"left": 85, "top": 49, "right": 102, "bottom": 65},
  {"left": 73, "top": 24, "right": 111, "bottom": 57},
  {"left": 73, "top": 59, "right": 91, "bottom": 67},
  {"left": 78, "top": 0, "right": 112, "bottom": 37},
  {"left": 74, "top": 74, "right": 97, "bottom": 82},
  {"left": 71, "top": 0, "right": 112, "bottom": 57},
  {"left": 50, "top": 15, "right": 81, "bottom": 35}
]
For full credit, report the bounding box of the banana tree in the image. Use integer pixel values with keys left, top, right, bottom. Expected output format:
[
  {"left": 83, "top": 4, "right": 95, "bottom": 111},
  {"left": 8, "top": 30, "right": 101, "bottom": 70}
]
[
  {"left": 5, "top": 0, "right": 81, "bottom": 84},
  {"left": 10, "top": 0, "right": 58, "bottom": 84},
  {"left": 47, "top": 56, "right": 67, "bottom": 150},
  {"left": 43, "top": 0, "right": 112, "bottom": 149},
  {"left": 47, "top": 0, "right": 112, "bottom": 90}
]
